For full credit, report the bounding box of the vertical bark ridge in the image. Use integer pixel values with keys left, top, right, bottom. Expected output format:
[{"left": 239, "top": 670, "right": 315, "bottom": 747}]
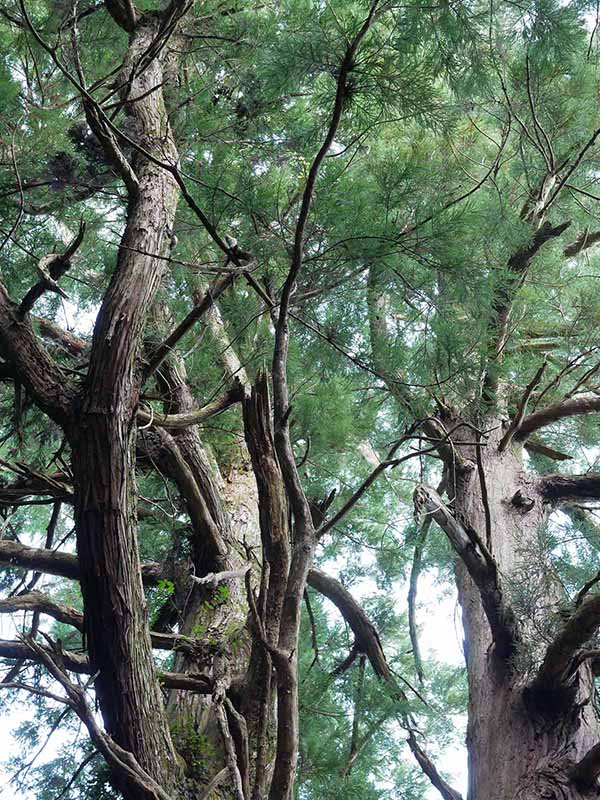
[{"left": 70, "top": 13, "right": 184, "bottom": 795}]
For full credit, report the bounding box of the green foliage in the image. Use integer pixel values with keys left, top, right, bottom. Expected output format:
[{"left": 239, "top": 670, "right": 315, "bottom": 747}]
[
  {"left": 170, "top": 717, "right": 217, "bottom": 779},
  {"left": 1, "top": 0, "right": 600, "bottom": 795}
]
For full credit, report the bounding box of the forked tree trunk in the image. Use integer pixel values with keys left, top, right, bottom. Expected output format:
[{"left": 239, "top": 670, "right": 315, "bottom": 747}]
[{"left": 452, "top": 418, "right": 599, "bottom": 800}]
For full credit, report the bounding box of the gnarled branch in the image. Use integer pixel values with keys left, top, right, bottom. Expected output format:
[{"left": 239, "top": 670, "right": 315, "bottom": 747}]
[
  {"left": 517, "top": 394, "right": 600, "bottom": 440},
  {"left": 137, "top": 385, "right": 243, "bottom": 430},
  {"left": 307, "top": 568, "right": 392, "bottom": 682},
  {"left": 414, "top": 485, "right": 519, "bottom": 658},
  {"left": 532, "top": 594, "right": 600, "bottom": 691},
  {"left": 19, "top": 221, "right": 86, "bottom": 316},
  {"left": 540, "top": 473, "right": 600, "bottom": 503},
  {"left": 407, "top": 731, "right": 464, "bottom": 800}
]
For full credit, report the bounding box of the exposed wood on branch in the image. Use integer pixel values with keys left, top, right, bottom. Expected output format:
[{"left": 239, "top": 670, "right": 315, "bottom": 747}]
[{"left": 191, "top": 565, "right": 250, "bottom": 585}]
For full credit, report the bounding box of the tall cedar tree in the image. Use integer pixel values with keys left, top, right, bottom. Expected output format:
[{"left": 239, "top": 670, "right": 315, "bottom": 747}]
[{"left": 1, "top": 0, "right": 600, "bottom": 798}]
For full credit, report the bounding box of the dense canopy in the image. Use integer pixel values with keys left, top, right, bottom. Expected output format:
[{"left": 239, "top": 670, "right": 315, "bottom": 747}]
[{"left": 1, "top": 0, "right": 600, "bottom": 797}]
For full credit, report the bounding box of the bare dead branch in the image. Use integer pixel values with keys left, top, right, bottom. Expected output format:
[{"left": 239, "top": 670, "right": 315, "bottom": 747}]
[
  {"left": 498, "top": 361, "right": 547, "bottom": 450},
  {"left": 482, "top": 219, "right": 571, "bottom": 403},
  {"left": 19, "top": 221, "right": 86, "bottom": 316},
  {"left": 575, "top": 570, "right": 600, "bottom": 607},
  {"left": 150, "top": 427, "right": 229, "bottom": 564},
  {"left": 198, "top": 768, "right": 228, "bottom": 800},
  {"left": 414, "top": 485, "right": 519, "bottom": 659},
  {"left": 137, "top": 385, "right": 243, "bottom": 430},
  {"left": 215, "top": 703, "right": 245, "bottom": 800},
  {"left": 407, "top": 731, "right": 464, "bottom": 800},
  {"left": 307, "top": 568, "right": 392, "bottom": 682},
  {"left": 33, "top": 316, "right": 88, "bottom": 357},
  {"left": 191, "top": 565, "right": 250, "bottom": 585},
  {"left": 343, "top": 654, "right": 366, "bottom": 776},
  {"left": 53, "top": 751, "right": 99, "bottom": 800},
  {"left": 318, "top": 442, "right": 440, "bottom": 537},
  {"left": 0, "top": 635, "right": 212, "bottom": 695},
  {"left": 271, "top": 1, "right": 381, "bottom": 579},
  {"left": 408, "top": 515, "right": 433, "bottom": 685},
  {"left": 0, "top": 637, "right": 88, "bottom": 672},
  {"left": 143, "top": 273, "right": 235, "bottom": 380},
  {"left": 21, "top": 635, "right": 176, "bottom": 800},
  {"left": 0, "top": 538, "right": 163, "bottom": 584},
  {"left": 523, "top": 439, "right": 572, "bottom": 461},
  {"left": 0, "top": 592, "right": 83, "bottom": 630},
  {"left": 0, "top": 589, "right": 212, "bottom": 657}
]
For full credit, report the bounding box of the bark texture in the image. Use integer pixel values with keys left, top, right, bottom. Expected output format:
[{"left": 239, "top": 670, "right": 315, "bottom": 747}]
[
  {"left": 68, "top": 13, "right": 184, "bottom": 795},
  {"left": 448, "top": 419, "right": 599, "bottom": 800}
]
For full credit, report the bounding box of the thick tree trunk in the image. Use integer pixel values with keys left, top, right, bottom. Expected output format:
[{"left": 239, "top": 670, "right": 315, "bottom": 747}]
[
  {"left": 452, "top": 419, "right": 599, "bottom": 800},
  {"left": 165, "top": 464, "right": 260, "bottom": 798},
  {"left": 69, "top": 15, "right": 183, "bottom": 796}
]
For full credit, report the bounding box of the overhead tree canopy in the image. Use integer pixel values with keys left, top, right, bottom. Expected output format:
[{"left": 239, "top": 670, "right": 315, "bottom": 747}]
[{"left": 1, "top": 0, "right": 600, "bottom": 797}]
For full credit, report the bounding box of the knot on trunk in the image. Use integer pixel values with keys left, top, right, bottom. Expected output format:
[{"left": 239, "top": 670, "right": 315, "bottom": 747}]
[{"left": 511, "top": 488, "right": 536, "bottom": 512}]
